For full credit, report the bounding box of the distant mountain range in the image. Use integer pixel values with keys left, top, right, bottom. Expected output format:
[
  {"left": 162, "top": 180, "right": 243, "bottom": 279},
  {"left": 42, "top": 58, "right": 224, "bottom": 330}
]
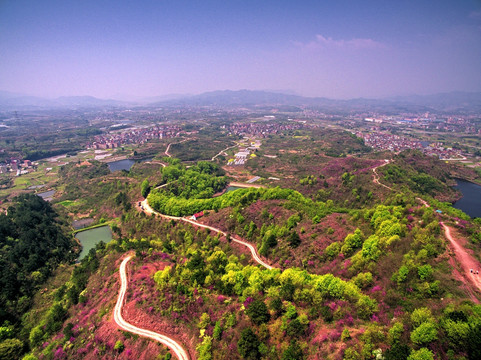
[
  {"left": 1, "top": 89, "right": 481, "bottom": 113},
  {"left": 0, "top": 91, "right": 126, "bottom": 109},
  {"left": 150, "top": 90, "right": 481, "bottom": 113}
]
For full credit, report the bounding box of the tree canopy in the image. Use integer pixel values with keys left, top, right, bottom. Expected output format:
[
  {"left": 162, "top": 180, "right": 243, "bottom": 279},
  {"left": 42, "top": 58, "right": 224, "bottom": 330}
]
[{"left": 0, "top": 194, "right": 76, "bottom": 325}]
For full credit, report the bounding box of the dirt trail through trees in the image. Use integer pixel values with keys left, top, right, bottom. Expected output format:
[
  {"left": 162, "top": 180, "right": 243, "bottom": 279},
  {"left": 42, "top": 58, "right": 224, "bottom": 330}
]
[
  {"left": 140, "top": 199, "right": 273, "bottom": 269},
  {"left": 211, "top": 143, "right": 238, "bottom": 161},
  {"left": 371, "top": 164, "right": 481, "bottom": 300},
  {"left": 165, "top": 138, "right": 190, "bottom": 158},
  {"left": 115, "top": 198, "right": 273, "bottom": 359},
  {"left": 440, "top": 222, "right": 481, "bottom": 297},
  {"left": 118, "top": 163, "right": 480, "bottom": 358},
  {"left": 114, "top": 255, "right": 190, "bottom": 360},
  {"left": 415, "top": 197, "right": 481, "bottom": 299},
  {"left": 372, "top": 159, "right": 392, "bottom": 190}
]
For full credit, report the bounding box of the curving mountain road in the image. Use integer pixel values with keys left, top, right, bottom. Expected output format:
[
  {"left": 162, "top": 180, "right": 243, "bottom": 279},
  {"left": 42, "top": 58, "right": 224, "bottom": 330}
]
[
  {"left": 114, "top": 255, "right": 190, "bottom": 360},
  {"left": 118, "top": 197, "right": 273, "bottom": 359},
  {"left": 141, "top": 199, "right": 273, "bottom": 270}
]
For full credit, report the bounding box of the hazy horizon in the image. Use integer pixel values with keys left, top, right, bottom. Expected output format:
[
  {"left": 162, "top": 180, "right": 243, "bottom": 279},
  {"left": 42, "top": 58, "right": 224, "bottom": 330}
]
[{"left": 1, "top": 0, "right": 481, "bottom": 100}]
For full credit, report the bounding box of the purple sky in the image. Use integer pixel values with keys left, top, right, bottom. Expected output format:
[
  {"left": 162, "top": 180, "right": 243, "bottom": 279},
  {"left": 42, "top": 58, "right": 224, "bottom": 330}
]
[{"left": 1, "top": 0, "right": 481, "bottom": 99}]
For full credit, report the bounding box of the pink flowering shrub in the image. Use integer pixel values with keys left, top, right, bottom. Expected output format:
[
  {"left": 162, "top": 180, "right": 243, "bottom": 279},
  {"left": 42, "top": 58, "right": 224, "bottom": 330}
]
[
  {"left": 54, "top": 347, "right": 66, "bottom": 359},
  {"left": 244, "top": 297, "right": 254, "bottom": 307},
  {"left": 329, "top": 331, "right": 341, "bottom": 341}
]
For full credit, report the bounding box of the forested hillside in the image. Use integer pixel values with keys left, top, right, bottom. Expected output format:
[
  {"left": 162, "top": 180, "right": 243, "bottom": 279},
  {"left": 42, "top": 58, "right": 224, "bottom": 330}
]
[{"left": 0, "top": 194, "right": 76, "bottom": 355}]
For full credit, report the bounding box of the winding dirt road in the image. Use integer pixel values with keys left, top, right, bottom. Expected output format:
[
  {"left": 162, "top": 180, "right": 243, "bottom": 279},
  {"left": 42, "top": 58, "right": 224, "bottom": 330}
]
[
  {"left": 371, "top": 161, "right": 481, "bottom": 299},
  {"left": 117, "top": 157, "right": 479, "bottom": 358},
  {"left": 141, "top": 199, "right": 273, "bottom": 270},
  {"left": 165, "top": 138, "right": 190, "bottom": 158},
  {"left": 114, "top": 255, "right": 190, "bottom": 360},
  {"left": 440, "top": 222, "right": 481, "bottom": 296},
  {"left": 211, "top": 143, "right": 238, "bottom": 161},
  {"left": 413, "top": 196, "right": 481, "bottom": 297},
  {"left": 117, "top": 196, "right": 272, "bottom": 358},
  {"left": 372, "top": 159, "right": 392, "bottom": 190}
]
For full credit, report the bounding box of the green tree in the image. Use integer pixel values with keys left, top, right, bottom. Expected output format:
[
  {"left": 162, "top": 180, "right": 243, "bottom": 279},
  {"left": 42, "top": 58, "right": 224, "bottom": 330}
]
[
  {"left": 410, "top": 322, "right": 437, "bottom": 345},
  {"left": 287, "top": 214, "right": 301, "bottom": 230},
  {"left": 341, "top": 229, "right": 364, "bottom": 256},
  {"left": 263, "top": 231, "right": 277, "bottom": 248},
  {"left": 395, "top": 265, "right": 410, "bottom": 284},
  {"left": 417, "top": 265, "right": 433, "bottom": 281},
  {"left": 270, "top": 297, "right": 283, "bottom": 317},
  {"left": 443, "top": 319, "right": 469, "bottom": 348},
  {"left": 407, "top": 348, "right": 434, "bottom": 360},
  {"left": 384, "top": 343, "right": 410, "bottom": 360},
  {"left": 324, "top": 242, "right": 341, "bottom": 259},
  {"left": 28, "top": 326, "right": 43, "bottom": 347},
  {"left": 213, "top": 321, "right": 223, "bottom": 340},
  {"left": 238, "top": 328, "right": 260, "bottom": 360},
  {"left": 288, "top": 232, "right": 301, "bottom": 248},
  {"left": 197, "top": 336, "right": 212, "bottom": 360},
  {"left": 361, "top": 235, "right": 381, "bottom": 261},
  {"left": 45, "top": 303, "right": 67, "bottom": 334},
  {"left": 246, "top": 300, "right": 270, "bottom": 325},
  {"left": 467, "top": 321, "right": 481, "bottom": 360},
  {"left": 114, "top": 340, "right": 124, "bottom": 353},
  {"left": 0, "top": 338, "right": 23, "bottom": 360},
  {"left": 411, "top": 308, "right": 434, "bottom": 327},
  {"left": 344, "top": 348, "right": 361, "bottom": 360},
  {"left": 0, "top": 194, "right": 75, "bottom": 327},
  {"left": 21, "top": 355, "right": 38, "bottom": 360},
  {"left": 281, "top": 341, "right": 304, "bottom": 360},
  {"left": 198, "top": 312, "right": 211, "bottom": 329},
  {"left": 388, "top": 322, "right": 404, "bottom": 344},
  {"left": 286, "top": 319, "right": 306, "bottom": 337},
  {"left": 0, "top": 325, "right": 13, "bottom": 342}
]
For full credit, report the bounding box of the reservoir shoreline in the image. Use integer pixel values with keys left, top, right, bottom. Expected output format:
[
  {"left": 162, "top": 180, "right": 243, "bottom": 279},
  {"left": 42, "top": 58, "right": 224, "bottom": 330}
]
[{"left": 452, "top": 178, "right": 481, "bottom": 218}]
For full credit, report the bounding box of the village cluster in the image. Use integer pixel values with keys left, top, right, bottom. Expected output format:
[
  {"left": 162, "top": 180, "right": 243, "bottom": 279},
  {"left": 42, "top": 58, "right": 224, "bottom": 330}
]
[
  {"left": 87, "top": 125, "right": 183, "bottom": 150},
  {"left": 0, "top": 159, "right": 36, "bottom": 176},
  {"left": 362, "top": 114, "right": 480, "bottom": 135},
  {"left": 224, "top": 121, "right": 304, "bottom": 137},
  {"left": 358, "top": 132, "right": 466, "bottom": 160}
]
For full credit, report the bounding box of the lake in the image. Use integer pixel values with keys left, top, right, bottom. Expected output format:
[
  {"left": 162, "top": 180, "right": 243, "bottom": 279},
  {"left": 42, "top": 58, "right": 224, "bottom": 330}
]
[
  {"left": 75, "top": 225, "right": 113, "bottom": 260},
  {"left": 453, "top": 179, "right": 481, "bottom": 218},
  {"left": 107, "top": 158, "right": 152, "bottom": 172}
]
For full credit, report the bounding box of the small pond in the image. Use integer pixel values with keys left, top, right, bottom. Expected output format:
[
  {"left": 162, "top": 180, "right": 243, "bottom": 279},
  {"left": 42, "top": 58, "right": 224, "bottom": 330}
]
[
  {"left": 75, "top": 225, "right": 113, "bottom": 260},
  {"left": 37, "top": 190, "right": 55, "bottom": 201},
  {"left": 107, "top": 158, "right": 152, "bottom": 172},
  {"left": 453, "top": 179, "right": 481, "bottom": 218},
  {"left": 225, "top": 186, "right": 243, "bottom": 193},
  {"left": 28, "top": 185, "right": 45, "bottom": 190}
]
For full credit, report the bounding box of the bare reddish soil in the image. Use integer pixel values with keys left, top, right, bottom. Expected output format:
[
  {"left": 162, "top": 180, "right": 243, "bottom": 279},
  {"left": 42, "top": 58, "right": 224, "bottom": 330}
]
[
  {"left": 441, "top": 222, "right": 481, "bottom": 303},
  {"left": 58, "top": 253, "right": 197, "bottom": 360},
  {"left": 119, "top": 257, "right": 197, "bottom": 359}
]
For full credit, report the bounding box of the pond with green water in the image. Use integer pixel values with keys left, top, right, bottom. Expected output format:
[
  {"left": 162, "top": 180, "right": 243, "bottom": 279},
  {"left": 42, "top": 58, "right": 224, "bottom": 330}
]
[{"left": 75, "top": 225, "right": 112, "bottom": 260}]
